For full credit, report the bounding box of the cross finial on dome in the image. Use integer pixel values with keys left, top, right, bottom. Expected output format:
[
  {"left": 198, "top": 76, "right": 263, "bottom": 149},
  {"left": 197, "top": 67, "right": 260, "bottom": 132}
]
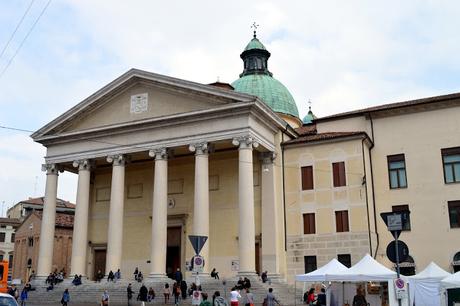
[
  {"left": 308, "top": 99, "right": 312, "bottom": 111},
  {"left": 251, "top": 22, "right": 259, "bottom": 38}
]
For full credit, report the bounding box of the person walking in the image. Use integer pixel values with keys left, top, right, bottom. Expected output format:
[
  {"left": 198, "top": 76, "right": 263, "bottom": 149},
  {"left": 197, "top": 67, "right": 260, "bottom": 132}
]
[
  {"left": 243, "top": 288, "right": 254, "bottom": 306},
  {"left": 200, "top": 292, "right": 212, "bottom": 306},
  {"left": 134, "top": 267, "right": 139, "bottom": 281},
  {"left": 180, "top": 280, "right": 187, "bottom": 300},
  {"left": 139, "top": 284, "right": 148, "bottom": 306},
  {"left": 317, "top": 288, "right": 326, "bottom": 306},
  {"left": 265, "top": 288, "right": 280, "bottom": 306},
  {"left": 213, "top": 291, "right": 228, "bottom": 306},
  {"left": 174, "top": 268, "right": 183, "bottom": 283},
  {"left": 61, "top": 289, "right": 70, "bottom": 306},
  {"left": 173, "top": 282, "right": 181, "bottom": 306},
  {"left": 164, "top": 283, "right": 171, "bottom": 304},
  {"left": 101, "top": 290, "right": 109, "bottom": 306},
  {"left": 20, "top": 288, "right": 28, "bottom": 306},
  {"left": 230, "top": 287, "right": 241, "bottom": 306},
  {"left": 127, "top": 283, "right": 134, "bottom": 306}
]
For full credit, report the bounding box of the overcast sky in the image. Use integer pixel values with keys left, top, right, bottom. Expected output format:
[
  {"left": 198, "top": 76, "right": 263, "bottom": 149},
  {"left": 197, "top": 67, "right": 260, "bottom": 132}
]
[{"left": 1, "top": 0, "right": 460, "bottom": 211}]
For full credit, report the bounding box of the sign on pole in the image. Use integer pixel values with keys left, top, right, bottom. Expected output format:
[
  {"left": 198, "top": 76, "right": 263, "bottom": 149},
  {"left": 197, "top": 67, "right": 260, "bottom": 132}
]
[
  {"left": 394, "top": 278, "right": 408, "bottom": 299},
  {"left": 188, "top": 235, "right": 208, "bottom": 255},
  {"left": 386, "top": 240, "right": 409, "bottom": 263}
]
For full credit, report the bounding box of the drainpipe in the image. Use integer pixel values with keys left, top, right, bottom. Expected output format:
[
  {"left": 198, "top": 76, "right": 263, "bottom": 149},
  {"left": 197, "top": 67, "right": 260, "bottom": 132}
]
[
  {"left": 281, "top": 126, "right": 288, "bottom": 251},
  {"left": 368, "top": 113, "right": 379, "bottom": 258},
  {"left": 361, "top": 137, "right": 373, "bottom": 255}
]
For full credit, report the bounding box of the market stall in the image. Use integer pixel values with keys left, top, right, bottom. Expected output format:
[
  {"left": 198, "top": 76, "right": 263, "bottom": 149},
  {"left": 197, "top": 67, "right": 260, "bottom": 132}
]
[
  {"left": 441, "top": 271, "right": 460, "bottom": 306},
  {"left": 407, "top": 262, "right": 450, "bottom": 306}
]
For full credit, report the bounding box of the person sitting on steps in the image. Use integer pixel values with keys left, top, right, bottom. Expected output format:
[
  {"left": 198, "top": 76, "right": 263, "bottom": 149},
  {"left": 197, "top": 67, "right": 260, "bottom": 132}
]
[{"left": 210, "top": 268, "right": 219, "bottom": 280}]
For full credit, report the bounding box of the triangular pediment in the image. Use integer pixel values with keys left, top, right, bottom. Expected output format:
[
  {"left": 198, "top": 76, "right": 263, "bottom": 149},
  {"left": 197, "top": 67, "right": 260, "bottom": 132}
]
[{"left": 32, "top": 69, "right": 256, "bottom": 139}]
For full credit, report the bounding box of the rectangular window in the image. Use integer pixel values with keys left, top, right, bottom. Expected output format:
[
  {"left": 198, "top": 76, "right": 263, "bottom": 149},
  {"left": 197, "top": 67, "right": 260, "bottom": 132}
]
[
  {"left": 335, "top": 210, "right": 349, "bottom": 232},
  {"left": 392, "top": 205, "right": 411, "bottom": 231},
  {"left": 8, "top": 255, "right": 12, "bottom": 269},
  {"left": 448, "top": 201, "right": 460, "bottom": 228},
  {"left": 442, "top": 147, "right": 460, "bottom": 183},
  {"left": 387, "top": 154, "right": 407, "bottom": 189},
  {"left": 304, "top": 256, "right": 317, "bottom": 273},
  {"left": 303, "top": 213, "right": 316, "bottom": 234},
  {"left": 0, "top": 233, "right": 5, "bottom": 243},
  {"left": 338, "top": 254, "right": 352, "bottom": 268},
  {"left": 332, "top": 162, "right": 346, "bottom": 187},
  {"left": 301, "top": 166, "right": 314, "bottom": 190},
  {"left": 0, "top": 255, "right": 3, "bottom": 261},
  {"left": 10, "top": 233, "right": 14, "bottom": 243}
]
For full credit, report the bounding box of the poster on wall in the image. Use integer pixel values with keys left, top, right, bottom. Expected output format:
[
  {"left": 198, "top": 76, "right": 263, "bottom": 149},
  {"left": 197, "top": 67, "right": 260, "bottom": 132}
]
[{"left": 231, "top": 260, "right": 239, "bottom": 271}]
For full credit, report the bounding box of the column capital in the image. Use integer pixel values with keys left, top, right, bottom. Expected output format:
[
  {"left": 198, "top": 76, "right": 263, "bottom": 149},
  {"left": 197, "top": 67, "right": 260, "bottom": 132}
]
[
  {"left": 189, "top": 142, "right": 210, "bottom": 155},
  {"left": 148, "top": 148, "right": 169, "bottom": 160},
  {"left": 72, "top": 159, "right": 93, "bottom": 171},
  {"left": 106, "top": 154, "right": 127, "bottom": 166},
  {"left": 260, "top": 152, "right": 277, "bottom": 164},
  {"left": 41, "top": 163, "right": 63, "bottom": 175},
  {"left": 232, "top": 135, "right": 259, "bottom": 149}
]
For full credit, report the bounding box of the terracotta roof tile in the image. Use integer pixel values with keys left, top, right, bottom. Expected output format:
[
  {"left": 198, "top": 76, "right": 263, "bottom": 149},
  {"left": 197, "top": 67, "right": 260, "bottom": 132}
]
[
  {"left": 294, "top": 124, "right": 317, "bottom": 136},
  {"left": 283, "top": 131, "right": 367, "bottom": 145},
  {"left": 35, "top": 212, "right": 74, "bottom": 228},
  {"left": 20, "top": 197, "right": 75, "bottom": 209}
]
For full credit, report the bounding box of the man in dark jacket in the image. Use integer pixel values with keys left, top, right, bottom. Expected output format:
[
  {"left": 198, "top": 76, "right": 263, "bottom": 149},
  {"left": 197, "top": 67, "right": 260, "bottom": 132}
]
[
  {"left": 174, "top": 268, "right": 183, "bottom": 283},
  {"left": 139, "top": 284, "right": 148, "bottom": 304},
  {"left": 127, "top": 283, "right": 134, "bottom": 305}
]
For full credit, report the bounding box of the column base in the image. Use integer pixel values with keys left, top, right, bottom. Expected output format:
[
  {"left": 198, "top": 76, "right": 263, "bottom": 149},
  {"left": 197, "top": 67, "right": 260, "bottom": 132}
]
[
  {"left": 237, "top": 271, "right": 258, "bottom": 277},
  {"left": 147, "top": 273, "right": 171, "bottom": 283}
]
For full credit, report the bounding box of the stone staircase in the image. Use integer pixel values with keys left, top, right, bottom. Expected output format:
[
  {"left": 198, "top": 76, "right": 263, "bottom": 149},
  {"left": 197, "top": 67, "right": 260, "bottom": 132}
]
[{"left": 26, "top": 276, "right": 303, "bottom": 305}]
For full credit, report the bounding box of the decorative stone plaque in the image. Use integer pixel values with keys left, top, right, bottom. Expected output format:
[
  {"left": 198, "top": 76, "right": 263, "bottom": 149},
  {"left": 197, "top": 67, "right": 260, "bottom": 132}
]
[{"left": 130, "top": 93, "right": 148, "bottom": 114}]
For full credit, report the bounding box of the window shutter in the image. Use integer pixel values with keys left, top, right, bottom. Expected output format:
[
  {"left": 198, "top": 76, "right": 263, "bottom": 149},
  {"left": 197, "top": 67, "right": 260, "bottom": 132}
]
[
  {"left": 342, "top": 210, "right": 349, "bottom": 231},
  {"left": 335, "top": 211, "right": 343, "bottom": 232},
  {"left": 301, "top": 166, "right": 313, "bottom": 190}
]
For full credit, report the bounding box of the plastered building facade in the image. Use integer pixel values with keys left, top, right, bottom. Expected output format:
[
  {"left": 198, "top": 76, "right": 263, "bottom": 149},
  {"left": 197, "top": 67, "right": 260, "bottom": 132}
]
[{"left": 30, "top": 35, "right": 460, "bottom": 283}]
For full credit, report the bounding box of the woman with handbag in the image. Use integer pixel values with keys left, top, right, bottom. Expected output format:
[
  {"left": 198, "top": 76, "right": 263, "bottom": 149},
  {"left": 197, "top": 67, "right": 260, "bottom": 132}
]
[{"left": 244, "top": 288, "right": 254, "bottom": 306}]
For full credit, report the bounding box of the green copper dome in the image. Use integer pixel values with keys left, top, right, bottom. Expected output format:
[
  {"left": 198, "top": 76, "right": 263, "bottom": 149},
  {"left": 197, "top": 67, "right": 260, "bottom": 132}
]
[
  {"left": 232, "top": 34, "right": 299, "bottom": 118},
  {"left": 302, "top": 107, "right": 317, "bottom": 124},
  {"left": 232, "top": 74, "right": 299, "bottom": 117},
  {"left": 244, "top": 37, "right": 267, "bottom": 51}
]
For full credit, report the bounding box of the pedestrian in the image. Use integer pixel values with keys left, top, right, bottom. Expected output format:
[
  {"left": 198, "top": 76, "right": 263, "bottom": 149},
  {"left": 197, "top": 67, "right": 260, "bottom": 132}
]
[
  {"left": 127, "top": 283, "right": 134, "bottom": 305},
  {"left": 134, "top": 267, "right": 139, "bottom": 281},
  {"left": 164, "top": 283, "right": 171, "bottom": 304},
  {"left": 61, "top": 289, "right": 70, "bottom": 306},
  {"left": 317, "top": 288, "right": 326, "bottom": 306},
  {"left": 139, "top": 283, "right": 148, "bottom": 306},
  {"left": 243, "top": 288, "right": 254, "bottom": 306},
  {"left": 96, "top": 270, "right": 103, "bottom": 282},
  {"left": 180, "top": 280, "right": 187, "bottom": 300},
  {"left": 230, "top": 287, "right": 241, "bottom": 306},
  {"left": 107, "top": 270, "right": 114, "bottom": 282},
  {"left": 148, "top": 287, "right": 155, "bottom": 302},
  {"left": 265, "top": 288, "right": 280, "bottom": 306},
  {"left": 20, "top": 288, "right": 28, "bottom": 306},
  {"left": 8, "top": 285, "right": 18, "bottom": 300},
  {"left": 213, "top": 291, "right": 228, "bottom": 306},
  {"left": 114, "top": 269, "right": 121, "bottom": 282},
  {"left": 352, "top": 287, "right": 367, "bottom": 306},
  {"left": 175, "top": 268, "right": 183, "bottom": 283},
  {"left": 210, "top": 268, "right": 219, "bottom": 280},
  {"left": 200, "top": 292, "right": 212, "bottom": 306},
  {"left": 101, "top": 290, "right": 109, "bottom": 306},
  {"left": 306, "top": 288, "right": 315, "bottom": 305},
  {"left": 261, "top": 271, "right": 268, "bottom": 283},
  {"left": 173, "top": 282, "right": 181, "bottom": 306}
]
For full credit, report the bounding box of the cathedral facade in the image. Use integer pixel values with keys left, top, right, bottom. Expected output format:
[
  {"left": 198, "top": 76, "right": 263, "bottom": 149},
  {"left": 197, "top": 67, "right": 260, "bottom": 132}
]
[{"left": 30, "top": 34, "right": 460, "bottom": 283}]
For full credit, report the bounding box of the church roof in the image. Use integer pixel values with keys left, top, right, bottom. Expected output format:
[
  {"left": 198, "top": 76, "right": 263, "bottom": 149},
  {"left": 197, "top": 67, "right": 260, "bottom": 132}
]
[
  {"left": 302, "top": 107, "right": 317, "bottom": 124},
  {"left": 232, "top": 74, "right": 299, "bottom": 117},
  {"left": 232, "top": 35, "right": 300, "bottom": 118},
  {"left": 244, "top": 37, "right": 267, "bottom": 51}
]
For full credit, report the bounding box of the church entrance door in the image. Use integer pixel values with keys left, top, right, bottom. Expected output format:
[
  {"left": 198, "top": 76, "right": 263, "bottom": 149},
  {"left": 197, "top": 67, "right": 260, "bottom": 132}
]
[
  {"left": 93, "top": 249, "right": 106, "bottom": 279},
  {"left": 166, "top": 226, "right": 181, "bottom": 279}
]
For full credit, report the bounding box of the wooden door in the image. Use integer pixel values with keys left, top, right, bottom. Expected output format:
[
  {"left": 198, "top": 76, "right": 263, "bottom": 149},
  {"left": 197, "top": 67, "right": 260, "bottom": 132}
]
[
  {"left": 93, "top": 249, "right": 106, "bottom": 280},
  {"left": 166, "top": 227, "right": 181, "bottom": 278}
]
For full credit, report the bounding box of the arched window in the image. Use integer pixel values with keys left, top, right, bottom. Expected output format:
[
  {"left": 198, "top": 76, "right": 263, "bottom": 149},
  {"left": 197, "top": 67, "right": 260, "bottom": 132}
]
[
  {"left": 398, "top": 255, "right": 416, "bottom": 276},
  {"left": 453, "top": 252, "right": 460, "bottom": 273}
]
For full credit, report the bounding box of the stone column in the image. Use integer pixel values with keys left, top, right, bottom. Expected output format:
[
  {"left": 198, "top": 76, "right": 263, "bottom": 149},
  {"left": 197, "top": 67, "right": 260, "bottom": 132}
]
[
  {"left": 189, "top": 142, "right": 210, "bottom": 271},
  {"left": 232, "top": 136, "right": 258, "bottom": 275},
  {"left": 36, "top": 163, "right": 60, "bottom": 278},
  {"left": 70, "top": 159, "right": 92, "bottom": 278},
  {"left": 148, "top": 148, "right": 168, "bottom": 278},
  {"left": 105, "top": 154, "right": 126, "bottom": 274},
  {"left": 260, "top": 152, "right": 280, "bottom": 275}
]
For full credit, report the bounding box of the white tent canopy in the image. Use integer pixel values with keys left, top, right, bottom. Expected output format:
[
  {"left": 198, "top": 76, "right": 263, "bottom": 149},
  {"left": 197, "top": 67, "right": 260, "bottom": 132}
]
[
  {"left": 328, "top": 254, "right": 397, "bottom": 282},
  {"left": 408, "top": 262, "right": 451, "bottom": 306},
  {"left": 295, "top": 258, "right": 348, "bottom": 282},
  {"left": 442, "top": 271, "right": 460, "bottom": 289}
]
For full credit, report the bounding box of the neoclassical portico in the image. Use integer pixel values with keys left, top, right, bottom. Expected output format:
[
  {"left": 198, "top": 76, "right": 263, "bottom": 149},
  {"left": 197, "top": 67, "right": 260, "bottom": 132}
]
[{"left": 31, "top": 69, "right": 295, "bottom": 281}]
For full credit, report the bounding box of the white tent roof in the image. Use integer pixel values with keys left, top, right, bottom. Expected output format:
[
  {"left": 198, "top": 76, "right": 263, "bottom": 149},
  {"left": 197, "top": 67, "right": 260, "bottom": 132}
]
[
  {"left": 409, "top": 262, "right": 450, "bottom": 280},
  {"left": 328, "top": 254, "right": 397, "bottom": 281},
  {"left": 441, "top": 271, "right": 460, "bottom": 289},
  {"left": 295, "top": 258, "right": 348, "bottom": 282}
]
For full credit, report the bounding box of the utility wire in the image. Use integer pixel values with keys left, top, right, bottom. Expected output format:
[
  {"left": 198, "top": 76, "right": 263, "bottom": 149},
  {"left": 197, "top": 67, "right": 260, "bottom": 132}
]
[
  {"left": 0, "top": 124, "right": 366, "bottom": 176},
  {"left": 0, "top": 0, "right": 52, "bottom": 79},
  {"left": 0, "top": 0, "right": 36, "bottom": 59}
]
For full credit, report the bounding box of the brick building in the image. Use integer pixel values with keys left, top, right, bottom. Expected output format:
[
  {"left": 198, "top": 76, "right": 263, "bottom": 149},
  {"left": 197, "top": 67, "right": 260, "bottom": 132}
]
[{"left": 12, "top": 212, "right": 73, "bottom": 281}]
